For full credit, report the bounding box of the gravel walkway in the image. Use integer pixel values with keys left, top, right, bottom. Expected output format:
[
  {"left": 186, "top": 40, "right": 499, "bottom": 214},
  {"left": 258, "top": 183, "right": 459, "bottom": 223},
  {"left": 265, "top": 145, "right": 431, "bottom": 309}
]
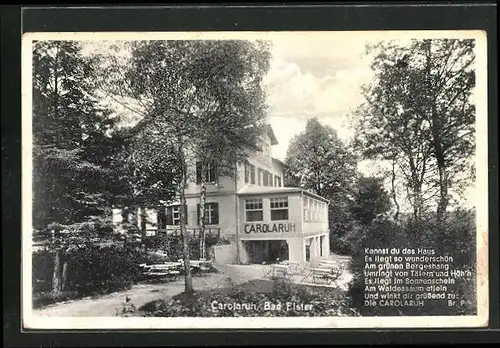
[{"left": 34, "top": 273, "right": 229, "bottom": 317}]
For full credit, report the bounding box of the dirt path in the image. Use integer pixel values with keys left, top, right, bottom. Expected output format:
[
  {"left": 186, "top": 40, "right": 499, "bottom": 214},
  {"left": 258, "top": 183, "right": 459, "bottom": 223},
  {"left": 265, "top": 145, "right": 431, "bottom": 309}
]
[
  {"left": 34, "top": 254, "right": 352, "bottom": 317},
  {"left": 34, "top": 273, "right": 229, "bottom": 317}
]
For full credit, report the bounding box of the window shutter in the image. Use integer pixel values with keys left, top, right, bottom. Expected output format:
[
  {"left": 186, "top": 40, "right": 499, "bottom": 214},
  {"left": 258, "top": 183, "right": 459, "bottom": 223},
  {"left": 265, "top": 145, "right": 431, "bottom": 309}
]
[
  {"left": 212, "top": 203, "right": 219, "bottom": 224},
  {"left": 166, "top": 207, "right": 173, "bottom": 225},
  {"left": 196, "top": 162, "right": 202, "bottom": 184},
  {"left": 212, "top": 162, "right": 219, "bottom": 183},
  {"left": 244, "top": 163, "right": 249, "bottom": 183}
]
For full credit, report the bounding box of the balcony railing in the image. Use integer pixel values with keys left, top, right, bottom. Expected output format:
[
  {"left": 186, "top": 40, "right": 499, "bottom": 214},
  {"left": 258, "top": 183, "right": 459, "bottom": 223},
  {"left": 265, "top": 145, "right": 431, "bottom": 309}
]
[{"left": 153, "top": 227, "right": 221, "bottom": 239}]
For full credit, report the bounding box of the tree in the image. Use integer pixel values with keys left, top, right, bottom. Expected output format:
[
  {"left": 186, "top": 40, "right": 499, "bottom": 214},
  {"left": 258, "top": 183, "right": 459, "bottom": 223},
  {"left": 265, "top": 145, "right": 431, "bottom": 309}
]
[
  {"left": 32, "top": 40, "right": 122, "bottom": 295},
  {"left": 99, "top": 40, "right": 271, "bottom": 293},
  {"left": 188, "top": 41, "right": 270, "bottom": 259},
  {"left": 285, "top": 118, "right": 358, "bottom": 239},
  {"left": 32, "top": 40, "right": 119, "bottom": 228},
  {"left": 108, "top": 127, "right": 179, "bottom": 240},
  {"left": 350, "top": 176, "right": 392, "bottom": 225},
  {"left": 354, "top": 39, "right": 475, "bottom": 224}
]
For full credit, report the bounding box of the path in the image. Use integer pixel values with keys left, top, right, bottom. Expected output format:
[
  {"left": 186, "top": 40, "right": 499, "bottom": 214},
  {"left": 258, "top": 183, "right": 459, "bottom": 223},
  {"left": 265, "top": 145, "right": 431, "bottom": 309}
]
[
  {"left": 34, "top": 253, "right": 353, "bottom": 317},
  {"left": 34, "top": 273, "right": 229, "bottom": 317}
]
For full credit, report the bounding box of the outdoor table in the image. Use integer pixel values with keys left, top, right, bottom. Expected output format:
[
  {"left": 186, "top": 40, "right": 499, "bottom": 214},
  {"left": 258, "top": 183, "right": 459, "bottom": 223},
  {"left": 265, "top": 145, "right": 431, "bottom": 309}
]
[
  {"left": 311, "top": 267, "right": 341, "bottom": 284},
  {"left": 264, "top": 264, "right": 290, "bottom": 280},
  {"left": 142, "top": 263, "right": 182, "bottom": 281}
]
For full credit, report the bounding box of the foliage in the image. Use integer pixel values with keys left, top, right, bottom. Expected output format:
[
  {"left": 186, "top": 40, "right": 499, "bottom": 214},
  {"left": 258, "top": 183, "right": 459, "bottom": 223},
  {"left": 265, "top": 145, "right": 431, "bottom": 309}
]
[
  {"left": 350, "top": 176, "right": 392, "bottom": 225},
  {"left": 284, "top": 118, "right": 358, "bottom": 242},
  {"left": 347, "top": 210, "right": 476, "bottom": 316},
  {"left": 354, "top": 39, "right": 476, "bottom": 221},
  {"left": 134, "top": 279, "right": 360, "bottom": 317},
  {"left": 32, "top": 244, "right": 148, "bottom": 308},
  {"left": 285, "top": 118, "right": 358, "bottom": 199},
  {"left": 98, "top": 40, "right": 271, "bottom": 293},
  {"left": 32, "top": 40, "right": 121, "bottom": 228}
]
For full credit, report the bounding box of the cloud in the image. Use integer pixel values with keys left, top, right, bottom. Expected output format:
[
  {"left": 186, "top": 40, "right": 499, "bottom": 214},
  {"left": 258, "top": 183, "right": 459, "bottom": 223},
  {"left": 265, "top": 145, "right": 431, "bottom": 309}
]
[{"left": 264, "top": 36, "right": 375, "bottom": 156}]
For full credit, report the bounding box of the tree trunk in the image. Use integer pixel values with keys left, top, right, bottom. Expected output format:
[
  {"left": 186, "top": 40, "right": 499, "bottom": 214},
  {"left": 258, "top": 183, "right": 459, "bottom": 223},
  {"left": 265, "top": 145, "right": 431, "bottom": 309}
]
[
  {"left": 199, "top": 167, "right": 207, "bottom": 260},
  {"left": 52, "top": 250, "right": 62, "bottom": 295},
  {"left": 436, "top": 162, "right": 449, "bottom": 224},
  {"left": 140, "top": 206, "right": 147, "bottom": 239},
  {"left": 61, "top": 258, "right": 68, "bottom": 291},
  {"left": 179, "top": 154, "right": 193, "bottom": 294},
  {"left": 391, "top": 158, "right": 400, "bottom": 221},
  {"left": 130, "top": 207, "right": 138, "bottom": 230}
]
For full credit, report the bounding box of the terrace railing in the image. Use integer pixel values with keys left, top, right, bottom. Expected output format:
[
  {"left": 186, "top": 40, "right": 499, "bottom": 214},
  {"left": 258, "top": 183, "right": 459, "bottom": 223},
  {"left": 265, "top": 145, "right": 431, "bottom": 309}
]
[{"left": 153, "top": 227, "right": 221, "bottom": 240}]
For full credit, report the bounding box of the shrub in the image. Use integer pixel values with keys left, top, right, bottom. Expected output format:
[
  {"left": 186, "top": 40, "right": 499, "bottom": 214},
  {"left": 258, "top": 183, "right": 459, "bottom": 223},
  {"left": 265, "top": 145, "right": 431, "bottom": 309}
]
[
  {"left": 347, "top": 211, "right": 477, "bottom": 316},
  {"left": 32, "top": 243, "right": 149, "bottom": 304},
  {"left": 135, "top": 279, "right": 360, "bottom": 317},
  {"left": 65, "top": 244, "right": 145, "bottom": 296}
]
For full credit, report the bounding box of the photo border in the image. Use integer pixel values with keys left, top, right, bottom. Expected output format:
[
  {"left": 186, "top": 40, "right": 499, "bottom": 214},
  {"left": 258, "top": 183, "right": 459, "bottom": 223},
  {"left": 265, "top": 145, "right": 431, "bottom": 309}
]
[
  {"left": 20, "top": 29, "right": 489, "bottom": 331},
  {"left": 3, "top": 3, "right": 498, "bottom": 346}
]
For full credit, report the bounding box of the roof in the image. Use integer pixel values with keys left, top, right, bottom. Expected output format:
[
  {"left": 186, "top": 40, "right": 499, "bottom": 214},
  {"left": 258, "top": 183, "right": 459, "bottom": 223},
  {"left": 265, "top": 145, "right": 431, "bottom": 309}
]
[
  {"left": 265, "top": 124, "right": 279, "bottom": 145},
  {"left": 237, "top": 185, "right": 330, "bottom": 203},
  {"left": 272, "top": 157, "right": 286, "bottom": 168}
]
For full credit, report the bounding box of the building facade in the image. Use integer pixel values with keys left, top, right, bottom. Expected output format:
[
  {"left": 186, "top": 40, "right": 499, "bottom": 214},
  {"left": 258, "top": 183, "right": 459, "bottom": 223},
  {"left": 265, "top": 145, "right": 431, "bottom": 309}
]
[{"left": 113, "top": 125, "right": 330, "bottom": 264}]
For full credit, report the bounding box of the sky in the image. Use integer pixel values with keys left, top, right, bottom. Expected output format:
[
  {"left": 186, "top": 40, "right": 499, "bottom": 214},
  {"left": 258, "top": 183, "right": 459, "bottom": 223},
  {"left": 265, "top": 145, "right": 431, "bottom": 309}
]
[
  {"left": 76, "top": 32, "right": 479, "bottom": 209},
  {"left": 82, "top": 35, "right": 377, "bottom": 167},
  {"left": 263, "top": 36, "right": 374, "bottom": 162}
]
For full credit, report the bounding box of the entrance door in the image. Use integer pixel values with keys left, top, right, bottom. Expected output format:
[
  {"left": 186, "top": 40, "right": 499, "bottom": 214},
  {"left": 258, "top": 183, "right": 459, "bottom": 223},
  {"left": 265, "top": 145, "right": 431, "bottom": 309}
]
[{"left": 305, "top": 245, "right": 310, "bottom": 262}]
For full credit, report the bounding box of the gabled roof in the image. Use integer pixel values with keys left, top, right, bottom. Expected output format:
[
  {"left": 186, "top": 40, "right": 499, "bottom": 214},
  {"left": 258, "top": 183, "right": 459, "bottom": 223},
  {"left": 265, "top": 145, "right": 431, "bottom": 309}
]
[
  {"left": 272, "top": 157, "right": 286, "bottom": 168},
  {"left": 265, "top": 124, "right": 279, "bottom": 145}
]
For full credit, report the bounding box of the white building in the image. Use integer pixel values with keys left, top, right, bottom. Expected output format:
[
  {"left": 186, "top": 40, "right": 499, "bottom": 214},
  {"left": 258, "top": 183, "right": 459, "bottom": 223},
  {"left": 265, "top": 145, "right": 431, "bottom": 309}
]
[{"left": 113, "top": 125, "right": 330, "bottom": 264}]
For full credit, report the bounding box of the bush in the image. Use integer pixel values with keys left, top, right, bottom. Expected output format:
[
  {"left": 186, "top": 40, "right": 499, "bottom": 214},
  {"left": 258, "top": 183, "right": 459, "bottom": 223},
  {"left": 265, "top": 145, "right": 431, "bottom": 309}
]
[
  {"left": 135, "top": 279, "right": 360, "bottom": 317},
  {"left": 32, "top": 243, "right": 149, "bottom": 304},
  {"left": 65, "top": 244, "right": 145, "bottom": 296},
  {"left": 347, "top": 211, "right": 477, "bottom": 316}
]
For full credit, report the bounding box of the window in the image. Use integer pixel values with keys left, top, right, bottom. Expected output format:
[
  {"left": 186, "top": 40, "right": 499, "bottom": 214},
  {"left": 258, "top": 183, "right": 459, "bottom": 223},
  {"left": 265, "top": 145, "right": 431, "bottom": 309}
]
[
  {"left": 197, "top": 203, "right": 219, "bottom": 225},
  {"left": 250, "top": 164, "right": 256, "bottom": 184},
  {"left": 166, "top": 205, "right": 187, "bottom": 225},
  {"left": 270, "top": 197, "right": 289, "bottom": 221},
  {"left": 257, "top": 168, "right": 262, "bottom": 186},
  {"left": 196, "top": 161, "right": 217, "bottom": 184},
  {"left": 263, "top": 143, "right": 270, "bottom": 159},
  {"left": 269, "top": 172, "right": 274, "bottom": 187},
  {"left": 245, "top": 199, "right": 263, "bottom": 222},
  {"left": 173, "top": 206, "right": 181, "bottom": 225},
  {"left": 275, "top": 175, "right": 282, "bottom": 187},
  {"left": 263, "top": 170, "right": 269, "bottom": 186}
]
